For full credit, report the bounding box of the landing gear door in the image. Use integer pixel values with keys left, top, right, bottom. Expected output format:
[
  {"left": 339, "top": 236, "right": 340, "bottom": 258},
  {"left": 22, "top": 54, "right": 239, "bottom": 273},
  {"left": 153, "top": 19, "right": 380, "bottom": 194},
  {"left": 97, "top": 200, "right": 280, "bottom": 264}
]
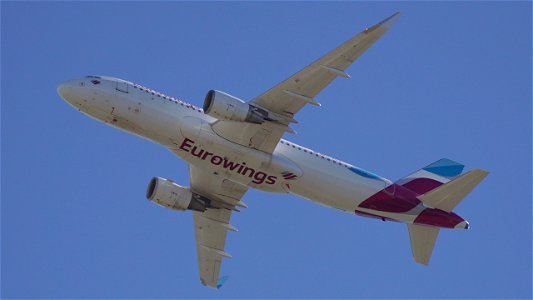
[{"left": 116, "top": 81, "right": 128, "bottom": 93}]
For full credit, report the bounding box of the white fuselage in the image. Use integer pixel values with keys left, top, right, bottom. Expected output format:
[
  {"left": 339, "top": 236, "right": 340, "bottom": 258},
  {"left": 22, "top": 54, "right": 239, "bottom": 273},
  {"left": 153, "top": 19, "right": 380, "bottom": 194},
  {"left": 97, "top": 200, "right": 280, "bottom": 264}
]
[{"left": 59, "top": 76, "right": 414, "bottom": 219}]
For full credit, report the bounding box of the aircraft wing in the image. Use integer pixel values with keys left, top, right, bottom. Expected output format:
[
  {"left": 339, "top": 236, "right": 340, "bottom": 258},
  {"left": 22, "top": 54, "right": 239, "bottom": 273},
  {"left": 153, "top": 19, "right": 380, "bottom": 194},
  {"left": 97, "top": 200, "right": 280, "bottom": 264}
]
[
  {"left": 211, "top": 12, "right": 400, "bottom": 153},
  {"left": 189, "top": 164, "right": 248, "bottom": 288},
  {"left": 250, "top": 12, "right": 400, "bottom": 119}
]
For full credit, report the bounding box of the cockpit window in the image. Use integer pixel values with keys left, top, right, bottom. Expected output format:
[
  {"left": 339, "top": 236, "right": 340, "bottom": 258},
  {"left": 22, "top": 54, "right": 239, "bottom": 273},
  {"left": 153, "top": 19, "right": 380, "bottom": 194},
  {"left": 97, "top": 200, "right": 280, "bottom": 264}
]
[
  {"left": 90, "top": 79, "right": 101, "bottom": 85},
  {"left": 85, "top": 75, "right": 101, "bottom": 79}
]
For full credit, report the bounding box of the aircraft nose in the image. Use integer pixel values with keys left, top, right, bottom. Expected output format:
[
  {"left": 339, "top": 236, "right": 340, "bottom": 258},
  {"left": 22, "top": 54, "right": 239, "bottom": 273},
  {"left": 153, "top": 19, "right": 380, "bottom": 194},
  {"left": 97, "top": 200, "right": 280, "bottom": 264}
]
[
  {"left": 57, "top": 80, "right": 78, "bottom": 104},
  {"left": 57, "top": 83, "right": 70, "bottom": 100}
]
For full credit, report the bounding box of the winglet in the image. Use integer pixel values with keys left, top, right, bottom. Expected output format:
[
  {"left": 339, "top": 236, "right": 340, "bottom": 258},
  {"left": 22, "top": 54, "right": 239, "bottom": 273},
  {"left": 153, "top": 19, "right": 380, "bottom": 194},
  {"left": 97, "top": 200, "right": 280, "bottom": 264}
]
[
  {"left": 382, "top": 12, "right": 401, "bottom": 27},
  {"left": 366, "top": 12, "right": 401, "bottom": 32},
  {"left": 217, "top": 276, "right": 229, "bottom": 289}
]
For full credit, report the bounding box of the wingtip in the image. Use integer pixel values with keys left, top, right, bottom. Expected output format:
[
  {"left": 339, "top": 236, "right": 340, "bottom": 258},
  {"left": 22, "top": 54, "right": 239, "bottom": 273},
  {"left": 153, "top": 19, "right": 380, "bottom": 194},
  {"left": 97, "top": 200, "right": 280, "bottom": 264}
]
[
  {"left": 365, "top": 12, "right": 401, "bottom": 33},
  {"left": 380, "top": 11, "right": 401, "bottom": 27},
  {"left": 216, "top": 275, "right": 229, "bottom": 289}
]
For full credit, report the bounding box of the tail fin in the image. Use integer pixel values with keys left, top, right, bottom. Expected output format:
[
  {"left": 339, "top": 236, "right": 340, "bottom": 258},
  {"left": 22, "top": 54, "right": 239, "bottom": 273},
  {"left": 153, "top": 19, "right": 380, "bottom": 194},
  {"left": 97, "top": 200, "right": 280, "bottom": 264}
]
[
  {"left": 407, "top": 224, "right": 440, "bottom": 265},
  {"left": 418, "top": 169, "right": 489, "bottom": 212},
  {"left": 396, "top": 158, "right": 465, "bottom": 195}
]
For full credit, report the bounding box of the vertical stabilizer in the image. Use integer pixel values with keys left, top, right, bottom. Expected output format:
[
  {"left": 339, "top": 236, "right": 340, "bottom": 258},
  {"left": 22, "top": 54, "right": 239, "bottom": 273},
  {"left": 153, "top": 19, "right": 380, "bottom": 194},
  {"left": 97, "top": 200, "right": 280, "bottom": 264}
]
[
  {"left": 397, "top": 158, "right": 465, "bottom": 195},
  {"left": 407, "top": 224, "right": 440, "bottom": 265}
]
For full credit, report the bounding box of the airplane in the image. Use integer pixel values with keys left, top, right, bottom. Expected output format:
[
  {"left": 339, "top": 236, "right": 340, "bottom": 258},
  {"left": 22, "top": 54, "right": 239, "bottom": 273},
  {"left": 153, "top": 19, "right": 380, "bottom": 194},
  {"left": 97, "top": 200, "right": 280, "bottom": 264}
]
[{"left": 57, "top": 12, "right": 488, "bottom": 288}]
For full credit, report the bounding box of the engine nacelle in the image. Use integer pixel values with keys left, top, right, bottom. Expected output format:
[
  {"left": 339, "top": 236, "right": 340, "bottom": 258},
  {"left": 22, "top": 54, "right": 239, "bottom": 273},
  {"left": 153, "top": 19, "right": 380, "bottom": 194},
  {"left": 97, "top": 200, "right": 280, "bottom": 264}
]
[
  {"left": 203, "top": 90, "right": 267, "bottom": 124},
  {"left": 146, "top": 177, "right": 207, "bottom": 212}
]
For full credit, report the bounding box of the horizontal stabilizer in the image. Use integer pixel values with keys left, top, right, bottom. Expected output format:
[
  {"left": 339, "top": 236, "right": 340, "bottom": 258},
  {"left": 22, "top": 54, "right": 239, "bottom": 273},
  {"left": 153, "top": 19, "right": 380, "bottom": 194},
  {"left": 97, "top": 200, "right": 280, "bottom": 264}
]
[
  {"left": 418, "top": 169, "right": 489, "bottom": 212},
  {"left": 407, "top": 224, "right": 440, "bottom": 265}
]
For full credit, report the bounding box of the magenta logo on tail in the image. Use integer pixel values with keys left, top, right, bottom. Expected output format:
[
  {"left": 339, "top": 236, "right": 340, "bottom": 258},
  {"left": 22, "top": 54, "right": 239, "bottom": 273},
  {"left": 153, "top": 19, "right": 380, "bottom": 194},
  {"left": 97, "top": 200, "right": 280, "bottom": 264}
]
[{"left": 397, "top": 158, "right": 465, "bottom": 195}]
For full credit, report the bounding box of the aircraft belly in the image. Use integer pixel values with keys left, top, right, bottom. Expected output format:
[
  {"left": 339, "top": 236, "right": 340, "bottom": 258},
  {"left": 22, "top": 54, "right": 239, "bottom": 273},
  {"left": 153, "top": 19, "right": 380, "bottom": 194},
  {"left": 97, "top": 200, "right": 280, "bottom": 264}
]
[{"left": 173, "top": 119, "right": 293, "bottom": 193}]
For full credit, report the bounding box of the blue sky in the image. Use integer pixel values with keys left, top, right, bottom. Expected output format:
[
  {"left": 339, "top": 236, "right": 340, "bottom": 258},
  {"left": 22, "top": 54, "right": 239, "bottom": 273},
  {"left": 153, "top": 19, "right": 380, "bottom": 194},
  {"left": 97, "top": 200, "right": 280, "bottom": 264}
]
[{"left": 2, "top": 2, "right": 531, "bottom": 298}]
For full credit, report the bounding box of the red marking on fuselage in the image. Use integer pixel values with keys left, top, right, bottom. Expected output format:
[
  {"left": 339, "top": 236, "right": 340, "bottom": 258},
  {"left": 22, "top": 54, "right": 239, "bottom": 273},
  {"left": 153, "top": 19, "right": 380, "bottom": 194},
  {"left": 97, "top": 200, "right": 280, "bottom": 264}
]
[{"left": 358, "top": 184, "right": 421, "bottom": 213}]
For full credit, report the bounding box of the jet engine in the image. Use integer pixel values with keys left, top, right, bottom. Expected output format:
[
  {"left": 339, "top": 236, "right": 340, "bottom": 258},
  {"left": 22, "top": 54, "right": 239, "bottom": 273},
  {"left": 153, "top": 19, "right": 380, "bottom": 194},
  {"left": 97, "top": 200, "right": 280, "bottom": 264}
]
[
  {"left": 203, "top": 90, "right": 268, "bottom": 124},
  {"left": 146, "top": 177, "right": 208, "bottom": 212}
]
